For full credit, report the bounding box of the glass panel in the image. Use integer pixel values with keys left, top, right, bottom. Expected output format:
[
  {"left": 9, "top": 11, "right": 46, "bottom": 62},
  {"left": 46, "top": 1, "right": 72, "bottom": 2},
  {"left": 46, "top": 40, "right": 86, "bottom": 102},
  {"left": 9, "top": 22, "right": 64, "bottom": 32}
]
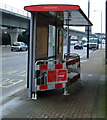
[
  {"left": 48, "top": 25, "right": 56, "bottom": 57},
  {"left": 13, "top": 42, "right": 19, "bottom": 46}
]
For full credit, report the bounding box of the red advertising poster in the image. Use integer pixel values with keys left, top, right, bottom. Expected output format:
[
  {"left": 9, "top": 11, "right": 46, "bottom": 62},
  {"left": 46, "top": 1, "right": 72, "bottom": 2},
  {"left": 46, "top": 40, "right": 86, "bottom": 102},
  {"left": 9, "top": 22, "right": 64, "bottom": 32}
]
[
  {"left": 58, "top": 70, "right": 67, "bottom": 81},
  {"left": 47, "top": 70, "right": 57, "bottom": 82}
]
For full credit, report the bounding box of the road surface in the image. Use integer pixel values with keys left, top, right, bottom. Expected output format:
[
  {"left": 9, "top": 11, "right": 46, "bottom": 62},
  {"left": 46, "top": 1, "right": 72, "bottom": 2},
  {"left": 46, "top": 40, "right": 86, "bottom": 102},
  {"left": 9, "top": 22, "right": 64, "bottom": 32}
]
[{"left": 1, "top": 47, "right": 28, "bottom": 99}]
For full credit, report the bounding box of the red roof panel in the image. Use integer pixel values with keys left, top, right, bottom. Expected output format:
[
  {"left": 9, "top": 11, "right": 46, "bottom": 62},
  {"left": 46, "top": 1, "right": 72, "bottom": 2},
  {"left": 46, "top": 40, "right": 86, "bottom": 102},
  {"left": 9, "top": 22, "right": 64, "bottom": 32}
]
[{"left": 24, "top": 4, "right": 80, "bottom": 12}]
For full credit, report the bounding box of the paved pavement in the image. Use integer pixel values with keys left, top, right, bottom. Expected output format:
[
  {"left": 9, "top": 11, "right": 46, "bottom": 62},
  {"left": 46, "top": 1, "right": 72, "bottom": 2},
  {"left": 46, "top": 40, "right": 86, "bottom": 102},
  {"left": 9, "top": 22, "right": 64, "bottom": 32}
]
[{"left": 1, "top": 49, "right": 106, "bottom": 119}]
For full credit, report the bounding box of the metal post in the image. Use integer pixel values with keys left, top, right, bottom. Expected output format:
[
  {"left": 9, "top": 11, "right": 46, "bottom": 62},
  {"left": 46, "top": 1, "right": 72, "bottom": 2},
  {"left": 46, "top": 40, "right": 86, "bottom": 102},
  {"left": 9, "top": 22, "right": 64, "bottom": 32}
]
[
  {"left": 106, "top": 0, "right": 107, "bottom": 64},
  {"left": 94, "top": 10, "right": 103, "bottom": 49},
  {"left": 32, "top": 14, "right": 37, "bottom": 99},
  {"left": 67, "top": 26, "right": 70, "bottom": 54},
  {"left": 87, "top": 0, "right": 90, "bottom": 58},
  {"left": 55, "top": 27, "right": 57, "bottom": 60},
  {"left": 67, "top": 11, "right": 70, "bottom": 54},
  {"left": 87, "top": 27, "right": 89, "bottom": 58},
  {"left": 27, "top": 20, "right": 30, "bottom": 88},
  {"left": 101, "top": 11, "right": 102, "bottom": 49},
  {"left": 28, "top": 13, "right": 37, "bottom": 99},
  {"left": 105, "top": 3, "right": 107, "bottom": 118},
  {"left": 55, "top": 15, "right": 57, "bottom": 60},
  {"left": 28, "top": 13, "right": 33, "bottom": 98}
]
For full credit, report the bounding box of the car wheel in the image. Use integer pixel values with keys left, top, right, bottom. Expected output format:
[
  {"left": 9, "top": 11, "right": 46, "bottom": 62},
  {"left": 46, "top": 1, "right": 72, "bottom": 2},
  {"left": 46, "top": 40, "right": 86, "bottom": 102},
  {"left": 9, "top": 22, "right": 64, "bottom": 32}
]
[{"left": 13, "top": 49, "right": 16, "bottom": 52}]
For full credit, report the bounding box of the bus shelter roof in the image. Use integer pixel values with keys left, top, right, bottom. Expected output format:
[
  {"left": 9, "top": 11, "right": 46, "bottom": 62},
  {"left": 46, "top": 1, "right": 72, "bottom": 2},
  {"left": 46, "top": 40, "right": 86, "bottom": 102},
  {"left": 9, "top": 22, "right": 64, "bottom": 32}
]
[{"left": 24, "top": 4, "right": 92, "bottom": 26}]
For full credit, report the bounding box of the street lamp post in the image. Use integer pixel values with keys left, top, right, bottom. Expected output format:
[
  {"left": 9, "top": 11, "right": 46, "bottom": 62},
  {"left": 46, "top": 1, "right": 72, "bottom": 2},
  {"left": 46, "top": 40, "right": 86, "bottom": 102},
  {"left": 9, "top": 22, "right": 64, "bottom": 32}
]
[
  {"left": 101, "top": 11, "right": 102, "bottom": 49},
  {"left": 88, "top": 0, "right": 90, "bottom": 18},
  {"left": 87, "top": 0, "right": 90, "bottom": 58},
  {"left": 94, "top": 10, "right": 103, "bottom": 49}
]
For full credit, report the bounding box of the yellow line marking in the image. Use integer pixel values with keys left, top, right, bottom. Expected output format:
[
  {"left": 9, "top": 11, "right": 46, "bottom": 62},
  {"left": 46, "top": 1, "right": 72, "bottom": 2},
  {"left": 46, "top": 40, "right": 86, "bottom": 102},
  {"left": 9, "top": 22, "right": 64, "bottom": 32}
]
[
  {"left": 18, "top": 74, "right": 26, "bottom": 77},
  {"left": 1, "top": 78, "right": 10, "bottom": 84},
  {"left": 0, "top": 79, "right": 23, "bottom": 88},
  {"left": 7, "top": 70, "right": 18, "bottom": 75},
  {"left": 19, "top": 71, "right": 26, "bottom": 74}
]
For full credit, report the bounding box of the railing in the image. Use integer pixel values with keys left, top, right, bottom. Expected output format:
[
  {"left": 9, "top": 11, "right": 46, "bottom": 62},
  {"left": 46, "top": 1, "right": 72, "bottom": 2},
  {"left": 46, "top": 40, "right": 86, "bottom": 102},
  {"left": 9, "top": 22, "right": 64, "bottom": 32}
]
[
  {"left": 35, "top": 53, "right": 80, "bottom": 90},
  {"left": 35, "top": 59, "right": 67, "bottom": 91},
  {"left": 64, "top": 53, "right": 80, "bottom": 87},
  {"left": 0, "top": 2, "right": 30, "bottom": 18}
]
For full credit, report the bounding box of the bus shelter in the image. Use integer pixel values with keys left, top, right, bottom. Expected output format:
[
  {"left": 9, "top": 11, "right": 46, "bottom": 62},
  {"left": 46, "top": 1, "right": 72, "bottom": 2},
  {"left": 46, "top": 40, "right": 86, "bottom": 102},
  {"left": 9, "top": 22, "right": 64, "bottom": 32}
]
[{"left": 24, "top": 4, "right": 92, "bottom": 99}]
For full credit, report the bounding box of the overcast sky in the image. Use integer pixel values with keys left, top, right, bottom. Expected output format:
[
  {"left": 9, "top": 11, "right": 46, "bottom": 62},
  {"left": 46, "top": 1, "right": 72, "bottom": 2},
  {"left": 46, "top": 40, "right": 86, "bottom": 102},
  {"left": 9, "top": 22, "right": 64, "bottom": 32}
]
[{"left": 1, "top": 0, "right": 106, "bottom": 33}]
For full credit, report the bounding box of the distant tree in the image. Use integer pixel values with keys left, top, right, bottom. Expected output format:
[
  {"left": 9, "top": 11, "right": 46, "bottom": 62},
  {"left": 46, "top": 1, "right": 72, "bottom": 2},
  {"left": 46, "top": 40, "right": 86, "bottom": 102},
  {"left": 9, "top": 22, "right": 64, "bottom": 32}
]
[
  {"left": 2, "top": 32, "right": 11, "bottom": 45},
  {"left": 18, "top": 30, "right": 29, "bottom": 45}
]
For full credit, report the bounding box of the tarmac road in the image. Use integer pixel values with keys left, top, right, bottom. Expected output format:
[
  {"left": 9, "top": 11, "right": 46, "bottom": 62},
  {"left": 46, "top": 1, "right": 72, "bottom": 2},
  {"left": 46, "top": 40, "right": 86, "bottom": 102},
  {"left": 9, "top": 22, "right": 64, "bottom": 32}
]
[
  {"left": 63, "top": 45, "right": 94, "bottom": 59},
  {"left": 1, "top": 47, "right": 28, "bottom": 99}
]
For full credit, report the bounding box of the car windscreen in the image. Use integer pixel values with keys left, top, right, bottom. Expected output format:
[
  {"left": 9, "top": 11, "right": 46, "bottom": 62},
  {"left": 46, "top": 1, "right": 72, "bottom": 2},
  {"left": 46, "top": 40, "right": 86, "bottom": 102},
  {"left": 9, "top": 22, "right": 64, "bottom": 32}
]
[
  {"left": 13, "top": 43, "right": 19, "bottom": 46},
  {"left": 75, "top": 43, "right": 81, "bottom": 45},
  {"left": 89, "top": 39, "right": 98, "bottom": 43}
]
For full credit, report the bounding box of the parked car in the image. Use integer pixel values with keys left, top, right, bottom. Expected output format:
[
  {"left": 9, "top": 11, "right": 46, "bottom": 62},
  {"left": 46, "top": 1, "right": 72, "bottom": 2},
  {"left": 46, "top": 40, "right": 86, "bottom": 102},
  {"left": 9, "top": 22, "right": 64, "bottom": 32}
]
[
  {"left": 83, "top": 42, "right": 87, "bottom": 47},
  {"left": 102, "top": 39, "right": 105, "bottom": 44},
  {"left": 11, "top": 42, "right": 28, "bottom": 51},
  {"left": 74, "top": 42, "right": 83, "bottom": 49},
  {"left": 71, "top": 39, "right": 78, "bottom": 45},
  {"left": 89, "top": 38, "right": 99, "bottom": 49}
]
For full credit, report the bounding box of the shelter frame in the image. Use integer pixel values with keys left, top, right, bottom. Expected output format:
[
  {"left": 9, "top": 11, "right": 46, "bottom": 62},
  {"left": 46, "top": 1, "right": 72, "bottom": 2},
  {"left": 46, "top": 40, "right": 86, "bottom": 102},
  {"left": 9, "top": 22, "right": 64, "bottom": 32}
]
[{"left": 24, "top": 4, "right": 92, "bottom": 99}]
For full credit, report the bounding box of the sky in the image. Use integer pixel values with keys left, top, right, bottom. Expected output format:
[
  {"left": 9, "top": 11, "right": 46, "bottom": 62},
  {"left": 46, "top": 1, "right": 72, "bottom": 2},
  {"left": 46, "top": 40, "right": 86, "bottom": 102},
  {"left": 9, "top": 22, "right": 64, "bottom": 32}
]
[{"left": 1, "top": 0, "right": 106, "bottom": 34}]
